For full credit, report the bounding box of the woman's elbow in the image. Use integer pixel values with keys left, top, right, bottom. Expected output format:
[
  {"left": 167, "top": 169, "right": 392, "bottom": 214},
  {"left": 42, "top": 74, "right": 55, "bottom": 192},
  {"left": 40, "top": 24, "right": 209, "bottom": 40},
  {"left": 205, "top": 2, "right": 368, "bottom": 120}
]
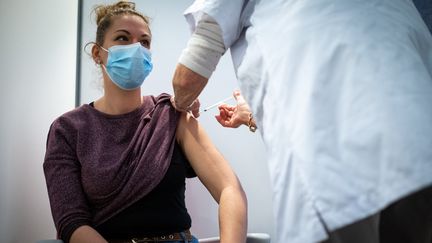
[{"left": 223, "top": 178, "right": 248, "bottom": 207}]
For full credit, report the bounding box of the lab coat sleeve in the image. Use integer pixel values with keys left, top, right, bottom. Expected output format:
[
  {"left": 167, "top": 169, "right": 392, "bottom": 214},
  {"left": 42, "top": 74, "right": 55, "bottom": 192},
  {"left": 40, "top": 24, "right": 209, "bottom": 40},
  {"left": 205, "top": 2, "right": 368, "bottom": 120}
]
[{"left": 184, "top": 0, "right": 248, "bottom": 49}]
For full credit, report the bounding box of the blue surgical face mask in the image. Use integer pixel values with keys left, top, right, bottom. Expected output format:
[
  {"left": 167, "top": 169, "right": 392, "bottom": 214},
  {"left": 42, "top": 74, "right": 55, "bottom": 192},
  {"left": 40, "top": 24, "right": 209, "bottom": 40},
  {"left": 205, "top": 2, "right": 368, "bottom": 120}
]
[{"left": 100, "top": 42, "right": 153, "bottom": 90}]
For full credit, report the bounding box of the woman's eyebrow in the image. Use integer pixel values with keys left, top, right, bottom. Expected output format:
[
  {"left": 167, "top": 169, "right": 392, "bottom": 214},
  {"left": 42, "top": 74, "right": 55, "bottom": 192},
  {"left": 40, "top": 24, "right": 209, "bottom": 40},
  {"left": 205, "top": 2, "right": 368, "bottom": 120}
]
[
  {"left": 114, "top": 29, "right": 151, "bottom": 38},
  {"left": 114, "top": 29, "right": 131, "bottom": 35}
]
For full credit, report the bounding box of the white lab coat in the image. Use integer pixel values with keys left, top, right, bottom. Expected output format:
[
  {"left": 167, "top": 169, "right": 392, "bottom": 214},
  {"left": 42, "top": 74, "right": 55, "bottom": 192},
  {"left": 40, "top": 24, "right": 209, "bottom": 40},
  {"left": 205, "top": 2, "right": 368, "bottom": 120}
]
[{"left": 184, "top": 0, "right": 432, "bottom": 242}]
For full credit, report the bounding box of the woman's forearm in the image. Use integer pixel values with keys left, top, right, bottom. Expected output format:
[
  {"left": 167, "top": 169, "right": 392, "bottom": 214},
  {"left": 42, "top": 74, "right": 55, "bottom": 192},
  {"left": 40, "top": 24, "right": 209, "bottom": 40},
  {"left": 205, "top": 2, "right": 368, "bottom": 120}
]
[
  {"left": 69, "top": 225, "right": 107, "bottom": 243},
  {"left": 219, "top": 184, "right": 248, "bottom": 243}
]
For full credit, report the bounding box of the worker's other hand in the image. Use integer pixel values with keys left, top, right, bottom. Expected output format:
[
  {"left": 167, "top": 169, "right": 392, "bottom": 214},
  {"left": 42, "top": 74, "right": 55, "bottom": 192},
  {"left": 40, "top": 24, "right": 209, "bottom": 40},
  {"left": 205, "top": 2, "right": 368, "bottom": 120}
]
[
  {"left": 170, "top": 96, "right": 201, "bottom": 118},
  {"left": 189, "top": 99, "right": 200, "bottom": 118}
]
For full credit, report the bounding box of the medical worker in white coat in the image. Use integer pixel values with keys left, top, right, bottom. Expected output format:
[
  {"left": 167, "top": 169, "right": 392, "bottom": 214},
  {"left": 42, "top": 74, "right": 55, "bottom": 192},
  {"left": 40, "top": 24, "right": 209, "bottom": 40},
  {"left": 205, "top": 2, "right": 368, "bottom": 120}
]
[{"left": 170, "top": 0, "right": 432, "bottom": 242}]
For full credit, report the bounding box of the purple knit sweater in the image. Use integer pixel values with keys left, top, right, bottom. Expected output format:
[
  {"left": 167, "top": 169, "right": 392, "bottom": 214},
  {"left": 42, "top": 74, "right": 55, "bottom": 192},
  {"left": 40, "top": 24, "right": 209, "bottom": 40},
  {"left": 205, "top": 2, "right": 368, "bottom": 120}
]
[{"left": 43, "top": 94, "right": 180, "bottom": 241}]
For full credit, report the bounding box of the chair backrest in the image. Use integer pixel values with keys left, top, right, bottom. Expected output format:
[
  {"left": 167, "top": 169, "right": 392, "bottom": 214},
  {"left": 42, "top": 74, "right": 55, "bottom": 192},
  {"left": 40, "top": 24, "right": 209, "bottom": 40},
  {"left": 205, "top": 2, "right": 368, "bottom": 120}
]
[{"left": 199, "top": 233, "right": 271, "bottom": 243}]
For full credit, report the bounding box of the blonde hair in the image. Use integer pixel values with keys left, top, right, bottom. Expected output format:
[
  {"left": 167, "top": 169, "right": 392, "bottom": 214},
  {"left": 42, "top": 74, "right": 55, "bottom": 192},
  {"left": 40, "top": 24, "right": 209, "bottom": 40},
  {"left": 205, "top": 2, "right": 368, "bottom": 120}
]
[{"left": 93, "top": 1, "right": 150, "bottom": 46}]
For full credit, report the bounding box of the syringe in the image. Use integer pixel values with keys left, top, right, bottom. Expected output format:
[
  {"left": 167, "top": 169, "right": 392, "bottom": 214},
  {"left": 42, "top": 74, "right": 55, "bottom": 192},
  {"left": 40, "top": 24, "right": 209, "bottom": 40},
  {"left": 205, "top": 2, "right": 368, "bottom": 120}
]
[{"left": 203, "top": 96, "right": 234, "bottom": 112}]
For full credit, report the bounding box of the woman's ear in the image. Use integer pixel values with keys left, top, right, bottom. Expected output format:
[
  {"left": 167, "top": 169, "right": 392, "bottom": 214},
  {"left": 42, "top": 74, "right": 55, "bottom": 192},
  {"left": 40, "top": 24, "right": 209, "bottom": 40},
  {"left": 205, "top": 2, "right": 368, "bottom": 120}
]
[{"left": 91, "top": 44, "right": 101, "bottom": 64}]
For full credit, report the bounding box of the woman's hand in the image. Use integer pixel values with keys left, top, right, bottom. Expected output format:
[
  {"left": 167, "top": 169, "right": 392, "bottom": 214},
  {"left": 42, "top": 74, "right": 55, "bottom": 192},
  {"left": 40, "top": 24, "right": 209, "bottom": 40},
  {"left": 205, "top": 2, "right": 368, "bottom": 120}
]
[
  {"left": 215, "top": 90, "right": 252, "bottom": 128},
  {"left": 70, "top": 225, "right": 108, "bottom": 243}
]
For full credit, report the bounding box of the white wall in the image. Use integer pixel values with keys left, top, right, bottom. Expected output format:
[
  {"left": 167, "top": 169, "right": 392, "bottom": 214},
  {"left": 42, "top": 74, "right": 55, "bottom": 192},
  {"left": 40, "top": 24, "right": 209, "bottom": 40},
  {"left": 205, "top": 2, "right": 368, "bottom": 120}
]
[
  {"left": 0, "top": 0, "right": 77, "bottom": 242},
  {"left": 79, "top": 0, "right": 274, "bottom": 240}
]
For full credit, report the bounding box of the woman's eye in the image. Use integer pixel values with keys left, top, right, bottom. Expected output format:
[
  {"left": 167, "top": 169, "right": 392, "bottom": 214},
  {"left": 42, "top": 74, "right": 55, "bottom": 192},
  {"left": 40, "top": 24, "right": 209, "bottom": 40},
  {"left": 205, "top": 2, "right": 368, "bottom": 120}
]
[
  {"left": 140, "top": 40, "right": 150, "bottom": 47},
  {"left": 115, "top": 35, "right": 128, "bottom": 41}
]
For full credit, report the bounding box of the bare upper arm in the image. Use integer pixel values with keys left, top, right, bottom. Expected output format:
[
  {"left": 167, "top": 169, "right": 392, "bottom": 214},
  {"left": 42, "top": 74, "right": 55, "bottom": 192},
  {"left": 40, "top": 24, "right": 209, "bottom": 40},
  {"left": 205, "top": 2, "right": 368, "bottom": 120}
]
[{"left": 175, "top": 112, "right": 241, "bottom": 202}]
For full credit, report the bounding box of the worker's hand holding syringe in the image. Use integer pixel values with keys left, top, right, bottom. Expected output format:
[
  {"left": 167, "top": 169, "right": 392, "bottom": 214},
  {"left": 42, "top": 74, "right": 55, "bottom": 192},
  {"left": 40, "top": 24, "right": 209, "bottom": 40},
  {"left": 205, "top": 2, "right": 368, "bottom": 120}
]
[
  {"left": 173, "top": 89, "right": 257, "bottom": 130},
  {"left": 204, "top": 90, "right": 256, "bottom": 130}
]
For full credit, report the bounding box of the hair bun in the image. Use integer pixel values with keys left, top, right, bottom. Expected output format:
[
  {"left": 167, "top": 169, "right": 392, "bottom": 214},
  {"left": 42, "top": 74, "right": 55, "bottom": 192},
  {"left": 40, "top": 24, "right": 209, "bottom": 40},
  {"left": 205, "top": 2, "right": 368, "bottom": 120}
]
[
  {"left": 95, "top": 1, "right": 136, "bottom": 26},
  {"left": 114, "top": 1, "right": 135, "bottom": 11}
]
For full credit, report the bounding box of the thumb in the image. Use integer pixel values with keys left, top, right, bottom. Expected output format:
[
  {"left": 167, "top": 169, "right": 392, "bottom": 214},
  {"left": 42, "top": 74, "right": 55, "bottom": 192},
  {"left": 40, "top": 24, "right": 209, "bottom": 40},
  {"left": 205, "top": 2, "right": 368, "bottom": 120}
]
[{"left": 233, "top": 90, "right": 246, "bottom": 104}]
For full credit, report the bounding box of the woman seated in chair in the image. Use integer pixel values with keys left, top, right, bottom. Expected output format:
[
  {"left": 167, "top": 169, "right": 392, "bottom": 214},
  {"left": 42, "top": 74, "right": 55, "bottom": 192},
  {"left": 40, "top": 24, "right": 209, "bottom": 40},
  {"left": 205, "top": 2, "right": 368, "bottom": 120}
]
[{"left": 43, "top": 1, "right": 247, "bottom": 242}]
